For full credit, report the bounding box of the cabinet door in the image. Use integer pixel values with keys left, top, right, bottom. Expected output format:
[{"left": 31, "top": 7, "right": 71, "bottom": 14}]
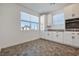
[
  {"left": 40, "top": 31, "right": 50, "bottom": 39},
  {"left": 45, "top": 32, "right": 53, "bottom": 41},
  {"left": 43, "top": 31, "right": 49, "bottom": 40},
  {"left": 40, "top": 31, "right": 45, "bottom": 39},
  {"left": 64, "top": 32, "right": 73, "bottom": 45},
  {"left": 64, "top": 4, "right": 79, "bottom": 20},
  {"left": 48, "top": 32, "right": 53, "bottom": 40},
  {"left": 72, "top": 32, "right": 79, "bottom": 47},
  {"left": 57, "top": 32, "right": 64, "bottom": 43},
  {"left": 43, "top": 31, "right": 51, "bottom": 40},
  {"left": 45, "top": 31, "right": 58, "bottom": 42},
  {"left": 72, "top": 4, "right": 79, "bottom": 18},
  {"left": 64, "top": 5, "right": 73, "bottom": 19},
  {"left": 52, "top": 32, "right": 58, "bottom": 42}
]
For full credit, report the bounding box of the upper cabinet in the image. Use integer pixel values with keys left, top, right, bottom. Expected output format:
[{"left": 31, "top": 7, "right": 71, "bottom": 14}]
[
  {"left": 47, "top": 13, "right": 52, "bottom": 26},
  {"left": 64, "top": 5, "right": 73, "bottom": 19},
  {"left": 64, "top": 4, "right": 79, "bottom": 20}
]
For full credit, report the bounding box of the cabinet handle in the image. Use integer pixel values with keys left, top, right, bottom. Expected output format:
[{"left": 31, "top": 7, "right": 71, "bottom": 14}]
[
  {"left": 72, "top": 36, "right": 75, "bottom": 39},
  {"left": 48, "top": 33, "right": 49, "bottom": 35},
  {"left": 77, "top": 33, "right": 79, "bottom": 35},
  {"left": 56, "top": 35, "right": 58, "bottom": 37},
  {"left": 72, "top": 33, "right": 75, "bottom": 35}
]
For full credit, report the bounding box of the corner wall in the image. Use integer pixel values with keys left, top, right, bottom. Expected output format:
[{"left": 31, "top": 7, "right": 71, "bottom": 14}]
[{"left": 0, "top": 3, "right": 40, "bottom": 49}]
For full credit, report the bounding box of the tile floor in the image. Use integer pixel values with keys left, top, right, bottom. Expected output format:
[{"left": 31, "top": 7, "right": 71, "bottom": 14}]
[{"left": 1, "top": 39, "right": 79, "bottom": 56}]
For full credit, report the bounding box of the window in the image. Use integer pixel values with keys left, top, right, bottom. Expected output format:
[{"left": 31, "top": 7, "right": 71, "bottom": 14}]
[
  {"left": 21, "top": 20, "right": 30, "bottom": 30},
  {"left": 20, "top": 11, "right": 39, "bottom": 30},
  {"left": 53, "top": 13, "right": 64, "bottom": 26},
  {"left": 30, "top": 15, "right": 39, "bottom": 30}
]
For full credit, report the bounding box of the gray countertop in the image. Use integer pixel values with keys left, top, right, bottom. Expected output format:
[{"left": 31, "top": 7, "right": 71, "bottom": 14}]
[{"left": 47, "top": 29, "right": 64, "bottom": 32}]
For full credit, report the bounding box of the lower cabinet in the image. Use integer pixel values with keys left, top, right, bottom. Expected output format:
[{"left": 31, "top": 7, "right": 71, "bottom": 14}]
[
  {"left": 57, "top": 32, "right": 64, "bottom": 43},
  {"left": 44, "top": 31, "right": 50, "bottom": 40},
  {"left": 63, "top": 32, "right": 79, "bottom": 48},
  {"left": 45, "top": 31, "right": 63, "bottom": 44},
  {"left": 64, "top": 32, "right": 73, "bottom": 46},
  {"left": 51, "top": 32, "right": 58, "bottom": 42},
  {"left": 45, "top": 32, "right": 56, "bottom": 41},
  {"left": 40, "top": 31, "right": 45, "bottom": 39},
  {"left": 42, "top": 31, "right": 79, "bottom": 48},
  {"left": 72, "top": 32, "right": 79, "bottom": 47}
]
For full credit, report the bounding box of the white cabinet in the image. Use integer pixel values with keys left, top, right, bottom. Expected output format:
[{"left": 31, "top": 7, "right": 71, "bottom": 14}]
[
  {"left": 51, "top": 32, "right": 58, "bottom": 42},
  {"left": 41, "top": 31, "right": 79, "bottom": 48},
  {"left": 72, "top": 4, "right": 79, "bottom": 18},
  {"left": 57, "top": 32, "right": 64, "bottom": 43},
  {"left": 40, "top": 31, "right": 45, "bottom": 39},
  {"left": 46, "top": 32, "right": 52, "bottom": 40},
  {"left": 43, "top": 31, "right": 50, "bottom": 40},
  {"left": 72, "top": 32, "right": 79, "bottom": 47},
  {"left": 49, "top": 32, "right": 54, "bottom": 41},
  {"left": 63, "top": 32, "right": 79, "bottom": 48},
  {"left": 43, "top": 31, "right": 51, "bottom": 40},
  {"left": 40, "top": 31, "right": 49, "bottom": 39},
  {"left": 43, "top": 31, "right": 58, "bottom": 42},
  {"left": 52, "top": 32, "right": 63, "bottom": 43},
  {"left": 64, "top": 4, "right": 79, "bottom": 19},
  {"left": 64, "top": 5, "right": 73, "bottom": 19},
  {"left": 64, "top": 32, "right": 79, "bottom": 48},
  {"left": 64, "top": 32, "right": 73, "bottom": 46},
  {"left": 44, "top": 31, "right": 63, "bottom": 44},
  {"left": 64, "top": 32, "right": 79, "bottom": 47},
  {"left": 45, "top": 31, "right": 56, "bottom": 41}
]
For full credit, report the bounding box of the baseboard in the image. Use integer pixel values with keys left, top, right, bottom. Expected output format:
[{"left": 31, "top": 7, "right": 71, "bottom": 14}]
[{"left": 0, "top": 37, "right": 40, "bottom": 50}]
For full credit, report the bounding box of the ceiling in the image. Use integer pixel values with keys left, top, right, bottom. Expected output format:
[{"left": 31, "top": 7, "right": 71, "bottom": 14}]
[{"left": 20, "top": 3, "right": 72, "bottom": 14}]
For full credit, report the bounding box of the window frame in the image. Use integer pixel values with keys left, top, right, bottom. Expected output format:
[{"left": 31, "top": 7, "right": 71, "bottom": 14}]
[
  {"left": 53, "top": 13, "right": 64, "bottom": 26},
  {"left": 20, "top": 11, "right": 39, "bottom": 31}
]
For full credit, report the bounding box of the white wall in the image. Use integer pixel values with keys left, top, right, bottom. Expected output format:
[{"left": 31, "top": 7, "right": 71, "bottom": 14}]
[{"left": 0, "top": 3, "right": 40, "bottom": 49}]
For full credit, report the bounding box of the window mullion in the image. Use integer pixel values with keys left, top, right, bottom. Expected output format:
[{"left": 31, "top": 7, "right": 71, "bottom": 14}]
[{"left": 29, "top": 15, "right": 31, "bottom": 30}]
